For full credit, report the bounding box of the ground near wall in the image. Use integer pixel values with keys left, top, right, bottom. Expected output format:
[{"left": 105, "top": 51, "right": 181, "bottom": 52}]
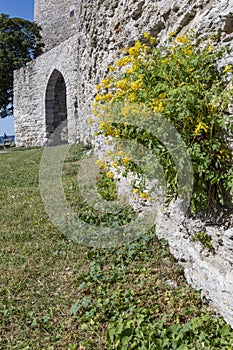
[{"left": 1, "top": 145, "right": 233, "bottom": 349}]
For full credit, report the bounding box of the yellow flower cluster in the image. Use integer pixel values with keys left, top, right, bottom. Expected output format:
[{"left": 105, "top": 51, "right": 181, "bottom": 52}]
[
  {"left": 217, "top": 149, "right": 231, "bottom": 160},
  {"left": 99, "top": 123, "right": 120, "bottom": 138},
  {"left": 95, "top": 159, "right": 108, "bottom": 170},
  {"left": 116, "top": 79, "right": 129, "bottom": 91},
  {"left": 121, "top": 157, "right": 130, "bottom": 165},
  {"left": 101, "top": 78, "right": 112, "bottom": 88},
  {"left": 112, "top": 161, "right": 119, "bottom": 168},
  {"left": 143, "top": 32, "right": 157, "bottom": 44},
  {"left": 131, "top": 80, "right": 143, "bottom": 90},
  {"left": 152, "top": 93, "right": 166, "bottom": 114},
  {"left": 140, "top": 192, "right": 148, "bottom": 199},
  {"left": 95, "top": 93, "right": 113, "bottom": 102},
  {"left": 161, "top": 57, "right": 169, "bottom": 64},
  {"left": 176, "top": 35, "right": 190, "bottom": 44},
  {"left": 153, "top": 101, "right": 164, "bottom": 113},
  {"left": 195, "top": 121, "right": 209, "bottom": 135},
  {"left": 127, "top": 40, "right": 146, "bottom": 58},
  {"left": 116, "top": 56, "right": 132, "bottom": 67},
  {"left": 106, "top": 171, "right": 114, "bottom": 179},
  {"left": 128, "top": 92, "right": 136, "bottom": 102},
  {"left": 184, "top": 47, "right": 193, "bottom": 55}
]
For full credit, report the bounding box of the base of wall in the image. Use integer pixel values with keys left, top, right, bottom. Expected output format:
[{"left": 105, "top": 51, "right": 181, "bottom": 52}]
[{"left": 155, "top": 201, "right": 233, "bottom": 327}]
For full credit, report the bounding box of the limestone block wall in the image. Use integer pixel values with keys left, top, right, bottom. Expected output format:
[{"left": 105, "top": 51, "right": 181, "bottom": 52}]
[
  {"left": 75, "top": 0, "right": 233, "bottom": 144},
  {"left": 15, "top": 0, "right": 233, "bottom": 146},
  {"left": 34, "top": 0, "right": 81, "bottom": 51},
  {"left": 14, "top": 35, "right": 80, "bottom": 146}
]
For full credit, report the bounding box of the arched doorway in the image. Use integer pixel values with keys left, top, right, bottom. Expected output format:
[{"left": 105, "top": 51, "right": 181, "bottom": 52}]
[{"left": 45, "top": 69, "right": 68, "bottom": 145}]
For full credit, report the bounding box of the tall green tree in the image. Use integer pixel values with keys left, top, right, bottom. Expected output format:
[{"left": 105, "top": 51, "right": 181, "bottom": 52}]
[{"left": 0, "top": 14, "right": 44, "bottom": 117}]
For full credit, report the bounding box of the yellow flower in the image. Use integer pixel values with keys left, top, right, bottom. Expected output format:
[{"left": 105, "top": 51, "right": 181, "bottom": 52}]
[
  {"left": 153, "top": 100, "right": 164, "bottom": 113},
  {"left": 101, "top": 78, "right": 112, "bottom": 88},
  {"left": 106, "top": 171, "right": 114, "bottom": 179},
  {"left": 102, "top": 163, "right": 108, "bottom": 170},
  {"left": 176, "top": 35, "right": 190, "bottom": 44},
  {"left": 115, "top": 130, "right": 120, "bottom": 137},
  {"left": 195, "top": 122, "right": 209, "bottom": 135},
  {"left": 128, "top": 92, "right": 136, "bottom": 102},
  {"left": 149, "top": 36, "right": 157, "bottom": 45},
  {"left": 218, "top": 149, "right": 230, "bottom": 159},
  {"left": 112, "top": 161, "right": 119, "bottom": 168},
  {"left": 128, "top": 46, "right": 139, "bottom": 58},
  {"left": 158, "top": 92, "right": 166, "bottom": 99},
  {"left": 99, "top": 122, "right": 107, "bottom": 130},
  {"left": 140, "top": 192, "right": 148, "bottom": 199},
  {"left": 101, "top": 93, "right": 114, "bottom": 101},
  {"left": 116, "top": 90, "right": 124, "bottom": 97},
  {"left": 131, "top": 80, "right": 143, "bottom": 90},
  {"left": 116, "top": 56, "right": 132, "bottom": 67},
  {"left": 223, "top": 65, "right": 233, "bottom": 73},
  {"left": 95, "top": 94, "right": 102, "bottom": 101},
  {"left": 143, "top": 32, "right": 150, "bottom": 39},
  {"left": 87, "top": 118, "right": 94, "bottom": 125},
  {"left": 135, "top": 40, "right": 143, "bottom": 50},
  {"left": 122, "top": 157, "right": 130, "bottom": 165},
  {"left": 107, "top": 126, "right": 116, "bottom": 137},
  {"left": 161, "top": 57, "right": 169, "bottom": 64},
  {"left": 96, "top": 84, "right": 101, "bottom": 90},
  {"left": 184, "top": 47, "right": 193, "bottom": 55},
  {"left": 95, "top": 159, "right": 103, "bottom": 167},
  {"left": 126, "top": 67, "right": 134, "bottom": 74},
  {"left": 116, "top": 79, "right": 129, "bottom": 90},
  {"left": 169, "top": 31, "right": 177, "bottom": 38},
  {"left": 108, "top": 65, "right": 116, "bottom": 72},
  {"left": 132, "top": 188, "right": 139, "bottom": 194}
]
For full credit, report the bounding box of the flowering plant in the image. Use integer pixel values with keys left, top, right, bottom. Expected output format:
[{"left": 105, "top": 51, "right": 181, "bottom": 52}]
[{"left": 93, "top": 33, "right": 233, "bottom": 211}]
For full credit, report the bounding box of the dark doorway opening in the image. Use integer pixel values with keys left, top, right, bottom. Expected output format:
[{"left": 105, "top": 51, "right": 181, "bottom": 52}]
[{"left": 45, "top": 69, "right": 68, "bottom": 145}]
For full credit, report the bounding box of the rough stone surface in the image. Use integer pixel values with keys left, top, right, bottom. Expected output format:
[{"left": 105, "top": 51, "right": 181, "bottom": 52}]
[
  {"left": 155, "top": 202, "right": 233, "bottom": 327},
  {"left": 14, "top": 0, "right": 233, "bottom": 326}
]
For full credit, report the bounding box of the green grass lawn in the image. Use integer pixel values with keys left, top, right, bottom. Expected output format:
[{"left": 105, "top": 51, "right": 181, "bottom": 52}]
[{"left": 1, "top": 145, "right": 233, "bottom": 349}]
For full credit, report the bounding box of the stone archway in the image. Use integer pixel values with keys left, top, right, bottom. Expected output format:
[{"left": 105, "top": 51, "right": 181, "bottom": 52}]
[{"left": 45, "top": 69, "right": 68, "bottom": 145}]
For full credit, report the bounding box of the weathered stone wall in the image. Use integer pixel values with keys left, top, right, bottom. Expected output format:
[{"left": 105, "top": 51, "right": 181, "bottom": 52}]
[
  {"left": 34, "top": 0, "right": 81, "bottom": 51},
  {"left": 14, "top": 35, "right": 79, "bottom": 146},
  {"left": 14, "top": 0, "right": 233, "bottom": 326},
  {"left": 15, "top": 0, "right": 233, "bottom": 146}
]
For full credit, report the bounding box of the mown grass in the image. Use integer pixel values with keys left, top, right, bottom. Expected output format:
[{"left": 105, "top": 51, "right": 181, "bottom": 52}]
[{"left": 0, "top": 145, "right": 233, "bottom": 349}]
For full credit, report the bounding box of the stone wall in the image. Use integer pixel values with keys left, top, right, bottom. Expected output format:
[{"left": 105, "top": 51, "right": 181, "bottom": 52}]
[
  {"left": 15, "top": 0, "right": 233, "bottom": 147},
  {"left": 34, "top": 0, "right": 81, "bottom": 51},
  {"left": 14, "top": 35, "right": 80, "bottom": 146},
  {"left": 14, "top": 0, "right": 233, "bottom": 326}
]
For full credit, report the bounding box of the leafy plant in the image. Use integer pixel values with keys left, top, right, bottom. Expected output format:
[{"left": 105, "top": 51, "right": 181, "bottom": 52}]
[
  {"left": 93, "top": 32, "right": 233, "bottom": 212},
  {"left": 192, "top": 231, "right": 214, "bottom": 251},
  {"left": 97, "top": 170, "right": 118, "bottom": 201}
]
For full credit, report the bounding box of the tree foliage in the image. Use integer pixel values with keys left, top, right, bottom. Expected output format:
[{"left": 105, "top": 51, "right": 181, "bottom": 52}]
[{"left": 0, "top": 14, "right": 44, "bottom": 117}]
